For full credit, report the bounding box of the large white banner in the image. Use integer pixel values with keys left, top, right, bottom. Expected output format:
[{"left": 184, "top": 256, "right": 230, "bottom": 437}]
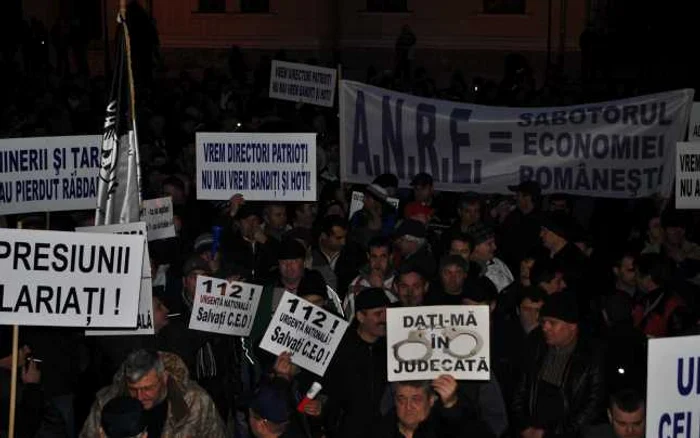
[
  {"left": 386, "top": 305, "right": 490, "bottom": 382},
  {"left": 259, "top": 291, "right": 349, "bottom": 376},
  {"left": 647, "top": 335, "right": 700, "bottom": 438},
  {"left": 340, "top": 80, "right": 694, "bottom": 198},
  {"left": 188, "top": 275, "right": 263, "bottom": 337},
  {"left": 0, "top": 228, "right": 143, "bottom": 328},
  {"left": 676, "top": 142, "right": 700, "bottom": 209},
  {"left": 77, "top": 222, "right": 154, "bottom": 335},
  {"left": 0, "top": 135, "right": 102, "bottom": 215},
  {"left": 269, "top": 60, "right": 337, "bottom": 108},
  {"left": 196, "top": 133, "right": 317, "bottom": 201}
]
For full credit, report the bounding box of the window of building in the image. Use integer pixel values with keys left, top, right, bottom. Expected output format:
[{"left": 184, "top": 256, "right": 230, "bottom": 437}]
[
  {"left": 366, "top": 0, "right": 409, "bottom": 13},
  {"left": 483, "top": 0, "right": 526, "bottom": 14},
  {"left": 198, "top": 0, "right": 226, "bottom": 13},
  {"left": 241, "top": 0, "right": 270, "bottom": 13}
]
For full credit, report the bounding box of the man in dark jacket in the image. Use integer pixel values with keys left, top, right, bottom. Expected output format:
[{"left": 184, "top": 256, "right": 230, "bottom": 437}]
[
  {"left": 373, "top": 376, "right": 494, "bottom": 438},
  {"left": 325, "top": 289, "right": 391, "bottom": 438},
  {"left": 499, "top": 181, "right": 542, "bottom": 272},
  {"left": 393, "top": 219, "right": 437, "bottom": 279},
  {"left": 512, "top": 292, "right": 606, "bottom": 438}
]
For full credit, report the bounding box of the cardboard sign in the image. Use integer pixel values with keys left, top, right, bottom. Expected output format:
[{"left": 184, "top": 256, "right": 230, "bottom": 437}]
[
  {"left": 269, "top": 60, "right": 337, "bottom": 108},
  {"left": 348, "top": 191, "right": 400, "bottom": 219},
  {"left": 647, "top": 335, "right": 700, "bottom": 438},
  {"left": 141, "top": 197, "right": 176, "bottom": 241},
  {"left": 188, "top": 275, "right": 263, "bottom": 337},
  {"left": 77, "top": 222, "right": 154, "bottom": 335},
  {"left": 676, "top": 142, "right": 700, "bottom": 209},
  {"left": 386, "top": 305, "right": 490, "bottom": 381},
  {"left": 259, "top": 291, "right": 349, "bottom": 376},
  {"left": 0, "top": 135, "right": 102, "bottom": 215},
  {"left": 196, "top": 132, "right": 317, "bottom": 201},
  {"left": 0, "top": 228, "right": 143, "bottom": 328}
]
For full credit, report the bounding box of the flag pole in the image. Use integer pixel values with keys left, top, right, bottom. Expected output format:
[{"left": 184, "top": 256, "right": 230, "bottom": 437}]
[{"left": 7, "top": 219, "right": 26, "bottom": 438}]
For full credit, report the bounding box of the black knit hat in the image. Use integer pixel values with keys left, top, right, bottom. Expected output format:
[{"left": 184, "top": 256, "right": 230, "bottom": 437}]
[
  {"left": 277, "top": 238, "right": 307, "bottom": 261},
  {"left": 101, "top": 396, "right": 145, "bottom": 438},
  {"left": 463, "top": 277, "right": 498, "bottom": 303},
  {"left": 355, "top": 287, "right": 391, "bottom": 312},
  {"left": 394, "top": 219, "right": 427, "bottom": 239},
  {"left": 466, "top": 223, "right": 495, "bottom": 246},
  {"left": 540, "top": 291, "right": 579, "bottom": 324},
  {"left": 298, "top": 270, "right": 328, "bottom": 299}
]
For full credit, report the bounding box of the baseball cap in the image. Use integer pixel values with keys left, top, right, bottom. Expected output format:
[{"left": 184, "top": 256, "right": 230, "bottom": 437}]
[
  {"left": 365, "top": 184, "right": 389, "bottom": 202},
  {"left": 540, "top": 291, "right": 579, "bottom": 324},
  {"left": 183, "top": 255, "right": 210, "bottom": 275},
  {"left": 249, "top": 383, "right": 291, "bottom": 424},
  {"left": 410, "top": 172, "right": 434, "bottom": 187},
  {"left": 508, "top": 180, "right": 542, "bottom": 197}
]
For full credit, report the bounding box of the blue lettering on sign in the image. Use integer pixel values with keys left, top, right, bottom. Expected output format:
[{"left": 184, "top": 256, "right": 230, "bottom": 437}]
[
  {"left": 352, "top": 91, "right": 372, "bottom": 176},
  {"left": 521, "top": 133, "right": 665, "bottom": 160},
  {"left": 383, "top": 96, "right": 405, "bottom": 178},
  {"left": 677, "top": 357, "right": 700, "bottom": 396},
  {"left": 416, "top": 103, "right": 436, "bottom": 180},
  {"left": 450, "top": 108, "right": 476, "bottom": 184}
]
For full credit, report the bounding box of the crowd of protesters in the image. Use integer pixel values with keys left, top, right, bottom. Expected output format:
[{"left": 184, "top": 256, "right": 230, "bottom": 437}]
[{"left": 2, "top": 6, "right": 700, "bottom": 438}]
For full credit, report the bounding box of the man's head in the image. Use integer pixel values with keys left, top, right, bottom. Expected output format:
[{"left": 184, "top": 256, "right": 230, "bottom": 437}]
[
  {"left": 123, "top": 350, "right": 168, "bottom": 411},
  {"left": 457, "top": 192, "right": 482, "bottom": 227},
  {"left": 264, "top": 204, "right": 288, "bottom": 231},
  {"left": 292, "top": 202, "right": 317, "bottom": 228},
  {"left": 395, "top": 267, "right": 429, "bottom": 307},
  {"left": 518, "top": 286, "right": 546, "bottom": 333},
  {"left": 608, "top": 389, "right": 645, "bottom": 438},
  {"left": 318, "top": 215, "right": 348, "bottom": 254},
  {"left": 508, "top": 180, "right": 541, "bottom": 214},
  {"left": 236, "top": 204, "right": 263, "bottom": 240},
  {"left": 162, "top": 175, "right": 186, "bottom": 206},
  {"left": 540, "top": 212, "right": 574, "bottom": 252},
  {"left": 364, "top": 184, "right": 388, "bottom": 214},
  {"left": 540, "top": 292, "right": 579, "bottom": 348},
  {"left": 367, "top": 236, "right": 392, "bottom": 275},
  {"left": 467, "top": 224, "right": 496, "bottom": 263},
  {"left": 183, "top": 255, "right": 210, "bottom": 299},
  {"left": 549, "top": 193, "right": 572, "bottom": 214},
  {"left": 100, "top": 396, "right": 147, "bottom": 438},
  {"left": 394, "top": 220, "right": 427, "bottom": 257},
  {"left": 636, "top": 253, "right": 672, "bottom": 294},
  {"left": 613, "top": 252, "right": 637, "bottom": 289},
  {"left": 439, "top": 256, "right": 468, "bottom": 296},
  {"left": 372, "top": 173, "right": 399, "bottom": 197},
  {"left": 530, "top": 258, "right": 567, "bottom": 295},
  {"left": 447, "top": 233, "right": 474, "bottom": 261},
  {"left": 410, "top": 173, "right": 434, "bottom": 203},
  {"left": 297, "top": 270, "right": 328, "bottom": 308},
  {"left": 662, "top": 211, "right": 687, "bottom": 247},
  {"left": 392, "top": 381, "right": 435, "bottom": 432},
  {"left": 355, "top": 288, "right": 390, "bottom": 341},
  {"left": 277, "top": 239, "right": 307, "bottom": 288},
  {"left": 248, "top": 383, "right": 290, "bottom": 438},
  {"left": 462, "top": 277, "right": 498, "bottom": 312}
]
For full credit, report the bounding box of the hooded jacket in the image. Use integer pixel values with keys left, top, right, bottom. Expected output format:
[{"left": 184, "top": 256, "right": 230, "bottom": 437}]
[{"left": 79, "top": 352, "right": 226, "bottom": 438}]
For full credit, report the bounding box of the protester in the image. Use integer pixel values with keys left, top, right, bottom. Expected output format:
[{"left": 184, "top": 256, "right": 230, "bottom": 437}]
[
  {"left": 345, "top": 236, "right": 397, "bottom": 318},
  {"left": 263, "top": 203, "right": 291, "bottom": 243},
  {"left": 80, "top": 349, "right": 226, "bottom": 438},
  {"left": 349, "top": 184, "right": 398, "bottom": 248},
  {"left": 99, "top": 396, "right": 146, "bottom": 438},
  {"left": 394, "top": 266, "right": 430, "bottom": 307},
  {"left": 425, "top": 255, "right": 469, "bottom": 305},
  {"left": 512, "top": 292, "right": 605, "bottom": 438},
  {"left": 499, "top": 181, "right": 542, "bottom": 271},
  {"left": 248, "top": 379, "right": 301, "bottom": 438},
  {"left": 373, "top": 376, "right": 494, "bottom": 438},
  {"left": 468, "top": 223, "right": 514, "bottom": 293},
  {"left": 584, "top": 389, "right": 645, "bottom": 438},
  {"left": 325, "top": 289, "right": 391, "bottom": 438},
  {"left": 393, "top": 219, "right": 437, "bottom": 278}
]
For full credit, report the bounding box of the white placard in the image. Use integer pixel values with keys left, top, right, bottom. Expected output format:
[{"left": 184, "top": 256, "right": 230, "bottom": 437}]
[
  {"left": 386, "top": 305, "right": 490, "bottom": 382},
  {"left": 348, "top": 191, "right": 400, "bottom": 219},
  {"left": 687, "top": 102, "right": 700, "bottom": 141},
  {"left": 340, "top": 80, "right": 694, "bottom": 198},
  {"left": 646, "top": 335, "right": 700, "bottom": 438},
  {"left": 141, "top": 197, "right": 176, "bottom": 241},
  {"left": 259, "top": 291, "right": 349, "bottom": 376},
  {"left": 676, "top": 142, "right": 700, "bottom": 209},
  {"left": 0, "top": 228, "right": 143, "bottom": 327},
  {"left": 0, "top": 135, "right": 102, "bottom": 215},
  {"left": 269, "top": 60, "right": 337, "bottom": 108},
  {"left": 196, "top": 132, "right": 317, "bottom": 202},
  {"left": 188, "top": 275, "right": 263, "bottom": 337},
  {"left": 78, "top": 222, "right": 154, "bottom": 335}
]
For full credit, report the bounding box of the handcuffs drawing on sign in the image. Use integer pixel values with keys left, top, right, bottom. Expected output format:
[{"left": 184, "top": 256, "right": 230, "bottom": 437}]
[{"left": 392, "top": 327, "right": 483, "bottom": 362}]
